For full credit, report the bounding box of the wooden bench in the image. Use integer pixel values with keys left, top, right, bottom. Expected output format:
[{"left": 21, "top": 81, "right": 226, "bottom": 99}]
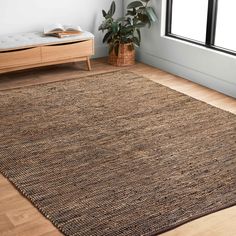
[{"left": 0, "top": 32, "right": 94, "bottom": 74}]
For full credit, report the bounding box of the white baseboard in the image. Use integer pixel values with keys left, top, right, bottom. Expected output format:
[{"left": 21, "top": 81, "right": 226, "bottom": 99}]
[{"left": 136, "top": 49, "right": 236, "bottom": 99}]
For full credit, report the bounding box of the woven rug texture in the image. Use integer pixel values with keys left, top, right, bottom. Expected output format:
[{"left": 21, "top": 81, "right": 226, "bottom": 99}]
[{"left": 0, "top": 71, "right": 236, "bottom": 236}]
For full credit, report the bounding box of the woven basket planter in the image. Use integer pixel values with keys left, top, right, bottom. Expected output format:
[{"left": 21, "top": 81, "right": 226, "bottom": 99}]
[{"left": 108, "top": 43, "right": 135, "bottom": 67}]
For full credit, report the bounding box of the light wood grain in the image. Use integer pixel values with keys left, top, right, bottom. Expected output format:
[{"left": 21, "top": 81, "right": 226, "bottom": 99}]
[
  {"left": 41, "top": 40, "right": 93, "bottom": 62},
  {"left": 0, "top": 39, "right": 94, "bottom": 73},
  {"left": 0, "top": 47, "right": 41, "bottom": 69},
  {"left": 0, "top": 57, "right": 90, "bottom": 74},
  {"left": 0, "top": 58, "right": 235, "bottom": 236},
  {"left": 86, "top": 56, "right": 92, "bottom": 71}
]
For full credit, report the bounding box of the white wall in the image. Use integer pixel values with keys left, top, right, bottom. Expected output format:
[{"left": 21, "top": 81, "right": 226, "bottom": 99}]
[
  {"left": 125, "top": 0, "right": 236, "bottom": 98},
  {"left": 0, "top": 0, "right": 122, "bottom": 58},
  {"left": 1, "top": 0, "right": 235, "bottom": 97}
]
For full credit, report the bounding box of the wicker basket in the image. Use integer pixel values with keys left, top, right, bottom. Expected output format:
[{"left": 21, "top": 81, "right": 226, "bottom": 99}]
[{"left": 108, "top": 43, "right": 135, "bottom": 67}]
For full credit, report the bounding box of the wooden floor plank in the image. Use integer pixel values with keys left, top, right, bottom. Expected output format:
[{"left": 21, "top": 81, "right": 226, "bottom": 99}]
[{"left": 0, "top": 215, "right": 14, "bottom": 232}]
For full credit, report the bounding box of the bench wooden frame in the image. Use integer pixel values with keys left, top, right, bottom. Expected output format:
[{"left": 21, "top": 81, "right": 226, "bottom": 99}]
[{"left": 0, "top": 39, "right": 94, "bottom": 74}]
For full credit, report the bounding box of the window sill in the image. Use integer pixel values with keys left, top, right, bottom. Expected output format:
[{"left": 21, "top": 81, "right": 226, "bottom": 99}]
[{"left": 162, "top": 34, "right": 236, "bottom": 58}]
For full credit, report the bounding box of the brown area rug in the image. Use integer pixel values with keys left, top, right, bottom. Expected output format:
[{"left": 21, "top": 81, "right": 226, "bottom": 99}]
[{"left": 0, "top": 71, "right": 236, "bottom": 236}]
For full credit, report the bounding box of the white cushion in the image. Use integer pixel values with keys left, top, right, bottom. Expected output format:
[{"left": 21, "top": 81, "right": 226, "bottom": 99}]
[{"left": 0, "top": 31, "right": 94, "bottom": 52}]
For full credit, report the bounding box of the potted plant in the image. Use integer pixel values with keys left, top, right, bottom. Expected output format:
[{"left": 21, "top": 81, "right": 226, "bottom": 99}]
[{"left": 98, "top": 0, "right": 157, "bottom": 66}]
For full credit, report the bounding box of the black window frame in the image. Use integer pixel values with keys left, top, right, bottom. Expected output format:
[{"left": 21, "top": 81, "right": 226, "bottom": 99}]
[{"left": 166, "top": 0, "right": 236, "bottom": 56}]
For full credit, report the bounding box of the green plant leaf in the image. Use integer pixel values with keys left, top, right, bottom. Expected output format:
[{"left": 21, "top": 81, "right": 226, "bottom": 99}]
[
  {"left": 112, "top": 22, "right": 118, "bottom": 33},
  {"left": 146, "top": 7, "right": 158, "bottom": 22},
  {"left": 136, "top": 28, "right": 141, "bottom": 41},
  {"left": 124, "top": 17, "right": 132, "bottom": 26},
  {"left": 126, "top": 7, "right": 137, "bottom": 16},
  {"left": 126, "top": 10, "right": 135, "bottom": 16},
  {"left": 132, "top": 36, "right": 140, "bottom": 46},
  {"left": 133, "top": 17, "right": 138, "bottom": 25},
  {"left": 102, "top": 10, "right": 107, "bottom": 17},
  {"left": 103, "top": 31, "right": 113, "bottom": 43},
  {"left": 121, "top": 36, "right": 130, "bottom": 43},
  {"left": 121, "top": 25, "right": 134, "bottom": 34},
  {"left": 127, "top": 1, "right": 143, "bottom": 9},
  {"left": 137, "top": 13, "right": 150, "bottom": 24},
  {"left": 98, "top": 22, "right": 108, "bottom": 31},
  {"left": 108, "top": 1, "right": 116, "bottom": 16},
  {"left": 135, "top": 22, "right": 146, "bottom": 28},
  {"left": 137, "top": 6, "right": 145, "bottom": 14},
  {"left": 99, "top": 0, "right": 157, "bottom": 48}
]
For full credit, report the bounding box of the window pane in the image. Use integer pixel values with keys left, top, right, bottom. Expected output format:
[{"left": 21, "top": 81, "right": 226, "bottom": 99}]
[
  {"left": 171, "top": 0, "right": 208, "bottom": 42},
  {"left": 215, "top": 0, "right": 236, "bottom": 51}
]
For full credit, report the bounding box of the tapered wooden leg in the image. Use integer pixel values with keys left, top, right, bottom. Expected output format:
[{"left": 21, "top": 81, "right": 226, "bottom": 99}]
[{"left": 86, "top": 57, "right": 91, "bottom": 71}]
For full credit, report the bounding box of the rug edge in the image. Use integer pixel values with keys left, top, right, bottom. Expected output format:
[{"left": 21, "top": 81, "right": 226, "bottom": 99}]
[
  {"left": 0, "top": 169, "right": 68, "bottom": 236},
  {"left": 1, "top": 168, "right": 236, "bottom": 236}
]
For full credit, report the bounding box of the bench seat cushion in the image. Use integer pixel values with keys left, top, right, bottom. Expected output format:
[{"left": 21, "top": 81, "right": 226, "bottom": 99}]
[{"left": 0, "top": 31, "right": 94, "bottom": 52}]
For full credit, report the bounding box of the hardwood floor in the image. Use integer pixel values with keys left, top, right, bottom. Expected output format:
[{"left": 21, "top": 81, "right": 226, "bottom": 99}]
[{"left": 0, "top": 58, "right": 235, "bottom": 236}]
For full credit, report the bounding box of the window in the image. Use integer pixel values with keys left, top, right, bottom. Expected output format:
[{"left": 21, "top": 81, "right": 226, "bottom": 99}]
[
  {"left": 166, "top": 0, "right": 236, "bottom": 56},
  {"left": 171, "top": 0, "right": 208, "bottom": 42},
  {"left": 215, "top": 0, "right": 236, "bottom": 52}
]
